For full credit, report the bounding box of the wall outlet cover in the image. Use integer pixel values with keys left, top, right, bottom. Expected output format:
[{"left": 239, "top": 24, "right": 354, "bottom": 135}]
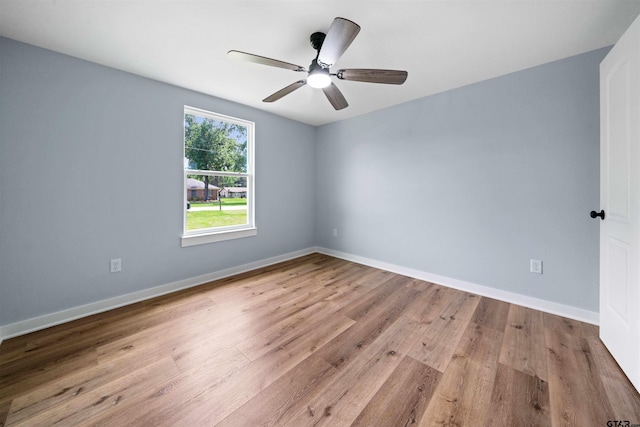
[
  {"left": 530, "top": 259, "right": 542, "bottom": 274},
  {"left": 110, "top": 258, "right": 122, "bottom": 273}
]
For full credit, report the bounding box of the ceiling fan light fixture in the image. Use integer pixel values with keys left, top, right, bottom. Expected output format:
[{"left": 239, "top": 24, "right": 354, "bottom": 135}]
[{"left": 307, "top": 68, "right": 331, "bottom": 89}]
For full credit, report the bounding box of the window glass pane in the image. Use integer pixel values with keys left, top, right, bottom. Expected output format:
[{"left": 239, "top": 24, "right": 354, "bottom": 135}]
[
  {"left": 186, "top": 174, "right": 248, "bottom": 231},
  {"left": 184, "top": 114, "right": 247, "bottom": 173}
]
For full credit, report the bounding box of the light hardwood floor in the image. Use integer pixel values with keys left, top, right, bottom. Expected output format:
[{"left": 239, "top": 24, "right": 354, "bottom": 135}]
[{"left": 1, "top": 253, "right": 639, "bottom": 426}]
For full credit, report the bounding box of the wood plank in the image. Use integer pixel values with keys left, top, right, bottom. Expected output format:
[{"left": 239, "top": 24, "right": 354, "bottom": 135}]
[
  {"left": 315, "top": 284, "right": 424, "bottom": 371},
  {"left": 545, "top": 328, "right": 615, "bottom": 426},
  {"left": 407, "top": 313, "right": 471, "bottom": 373},
  {"left": 169, "top": 281, "right": 345, "bottom": 372},
  {"left": 250, "top": 257, "right": 356, "bottom": 298},
  {"left": 0, "top": 399, "right": 9, "bottom": 427},
  {"left": 85, "top": 346, "right": 250, "bottom": 426},
  {"left": 280, "top": 256, "right": 367, "bottom": 288},
  {"left": 22, "top": 294, "right": 216, "bottom": 354},
  {"left": 437, "top": 291, "right": 481, "bottom": 321},
  {"left": 236, "top": 300, "right": 341, "bottom": 361},
  {"left": 95, "top": 301, "right": 225, "bottom": 365},
  {"left": 395, "top": 279, "right": 442, "bottom": 321},
  {"left": 486, "top": 363, "right": 551, "bottom": 426},
  {"left": 586, "top": 336, "right": 640, "bottom": 421},
  {"left": 338, "top": 274, "right": 413, "bottom": 320},
  {"left": 323, "top": 268, "right": 393, "bottom": 309},
  {"left": 282, "top": 315, "right": 429, "bottom": 426},
  {"left": 472, "top": 296, "right": 510, "bottom": 331},
  {"left": 98, "top": 314, "right": 355, "bottom": 426},
  {"left": 215, "top": 355, "right": 338, "bottom": 427},
  {"left": 499, "top": 304, "right": 548, "bottom": 380},
  {"left": 345, "top": 276, "right": 424, "bottom": 323},
  {"left": 0, "top": 346, "right": 98, "bottom": 403},
  {"left": 4, "top": 344, "right": 181, "bottom": 425},
  {"left": 199, "top": 254, "right": 335, "bottom": 303},
  {"left": 543, "top": 311, "right": 597, "bottom": 338},
  {"left": 0, "top": 296, "right": 215, "bottom": 387},
  {"left": 203, "top": 264, "right": 311, "bottom": 308},
  {"left": 0, "top": 338, "right": 28, "bottom": 365},
  {"left": 96, "top": 271, "right": 338, "bottom": 369},
  {"left": 164, "top": 314, "right": 354, "bottom": 427},
  {"left": 5, "top": 357, "right": 181, "bottom": 427},
  {"left": 408, "top": 285, "right": 456, "bottom": 322},
  {"left": 407, "top": 289, "right": 481, "bottom": 373},
  {"left": 350, "top": 355, "right": 441, "bottom": 427},
  {"left": 419, "top": 323, "right": 503, "bottom": 427}
]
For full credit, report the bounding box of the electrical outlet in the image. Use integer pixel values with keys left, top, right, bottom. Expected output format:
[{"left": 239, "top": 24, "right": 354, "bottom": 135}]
[
  {"left": 333, "top": 228, "right": 338, "bottom": 237},
  {"left": 110, "top": 258, "right": 122, "bottom": 273},
  {"left": 530, "top": 259, "right": 542, "bottom": 274}
]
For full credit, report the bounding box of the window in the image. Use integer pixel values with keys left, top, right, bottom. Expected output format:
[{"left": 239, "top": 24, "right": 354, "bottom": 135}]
[{"left": 182, "top": 106, "right": 255, "bottom": 247}]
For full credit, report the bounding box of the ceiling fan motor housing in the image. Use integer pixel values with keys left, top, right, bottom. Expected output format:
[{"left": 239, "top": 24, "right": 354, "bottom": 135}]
[{"left": 310, "top": 32, "right": 326, "bottom": 53}]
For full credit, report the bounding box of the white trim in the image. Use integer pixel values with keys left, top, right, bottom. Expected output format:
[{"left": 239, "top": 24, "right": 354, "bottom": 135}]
[
  {"left": 315, "top": 247, "right": 600, "bottom": 325},
  {"left": 181, "top": 227, "right": 257, "bottom": 247},
  {"left": 0, "top": 246, "right": 599, "bottom": 344},
  {"left": 0, "top": 247, "right": 316, "bottom": 342}
]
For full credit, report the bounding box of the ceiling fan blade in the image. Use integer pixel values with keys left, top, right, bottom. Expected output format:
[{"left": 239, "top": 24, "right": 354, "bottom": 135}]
[
  {"left": 228, "top": 50, "right": 305, "bottom": 72},
  {"left": 263, "top": 80, "right": 306, "bottom": 103},
  {"left": 322, "top": 82, "right": 348, "bottom": 110},
  {"left": 317, "top": 17, "right": 361, "bottom": 68},
  {"left": 337, "top": 69, "right": 408, "bottom": 85}
]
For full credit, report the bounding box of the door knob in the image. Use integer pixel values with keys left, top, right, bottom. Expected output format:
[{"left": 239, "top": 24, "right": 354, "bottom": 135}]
[{"left": 590, "top": 210, "right": 605, "bottom": 220}]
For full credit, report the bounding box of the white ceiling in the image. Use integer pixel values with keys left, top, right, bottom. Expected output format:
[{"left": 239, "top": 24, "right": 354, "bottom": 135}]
[{"left": 2, "top": 1, "right": 640, "bottom": 126}]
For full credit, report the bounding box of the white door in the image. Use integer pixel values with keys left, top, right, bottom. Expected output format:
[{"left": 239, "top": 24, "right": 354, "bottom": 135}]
[{"left": 599, "top": 13, "right": 640, "bottom": 393}]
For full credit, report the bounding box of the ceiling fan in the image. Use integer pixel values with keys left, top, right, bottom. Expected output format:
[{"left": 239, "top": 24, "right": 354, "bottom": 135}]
[{"left": 228, "top": 17, "right": 408, "bottom": 110}]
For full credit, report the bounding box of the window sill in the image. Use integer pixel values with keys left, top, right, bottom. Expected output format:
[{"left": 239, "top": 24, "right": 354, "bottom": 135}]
[{"left": 181, "top": 227, "right": 257, "bottom": 247}]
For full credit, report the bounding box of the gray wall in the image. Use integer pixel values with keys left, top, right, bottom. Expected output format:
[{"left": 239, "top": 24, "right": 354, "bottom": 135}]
[
  {"left": 0, "top": 37, "right": 316, "bottom": 326},
  {"left": 315, "top": 47, "right": 608, "bottom": 312}
]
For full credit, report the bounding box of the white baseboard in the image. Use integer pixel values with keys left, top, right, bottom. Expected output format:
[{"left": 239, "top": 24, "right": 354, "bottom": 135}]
[
  {"left": 0, "top": 247, "right": 317, "bottom": 343},
  {"left": 315, "top": 247, "right": 599, "bottom": 325},
  {"left": 0, "top": 245, "right": 599, "bottom": 346}
]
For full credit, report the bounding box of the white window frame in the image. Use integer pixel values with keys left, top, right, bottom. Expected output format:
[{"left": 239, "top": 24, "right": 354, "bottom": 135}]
[{"left": 181, "top": 106, "right": 256, "bottom": 247}]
